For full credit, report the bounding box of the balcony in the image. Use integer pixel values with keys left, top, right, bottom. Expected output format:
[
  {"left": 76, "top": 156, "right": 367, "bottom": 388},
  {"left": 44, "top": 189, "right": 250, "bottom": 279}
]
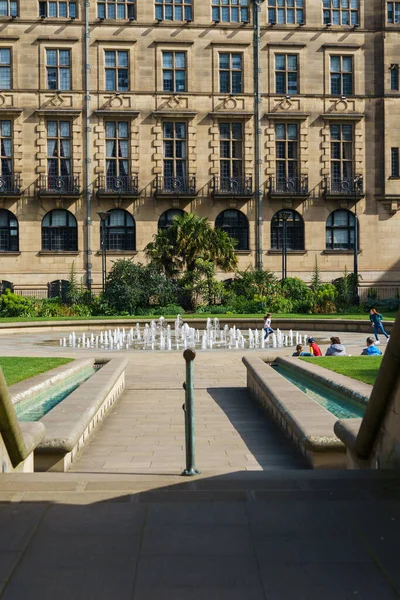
[
  {"left": 212, "top": 176, "right": 253, "bottom": 198},
  {"left": 155, "top": 176, "right": 197, "bottom": 199},
  {"left": 0, "top": 174, "right": 21, "bottom": 197},
  {"left": 323, "top": 176, "right": 364, "bottom": 199},
  {"left": 268, "top": 176, "right": 309, "bottom": 198},
  {"left": 97, "top": 175, "right": 139, "bottom": 198},
  {"left": 38, "top": 175, "right": 80, "bottom": 198}
]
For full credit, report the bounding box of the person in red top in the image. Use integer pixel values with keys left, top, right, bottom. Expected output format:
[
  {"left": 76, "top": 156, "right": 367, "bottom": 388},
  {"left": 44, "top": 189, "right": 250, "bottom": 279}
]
[{"left": 308, "top": 337, "right": 322, "bottom": 356}]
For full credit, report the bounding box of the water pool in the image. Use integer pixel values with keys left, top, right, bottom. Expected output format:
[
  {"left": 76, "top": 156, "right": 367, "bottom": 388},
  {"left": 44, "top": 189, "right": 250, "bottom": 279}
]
[
  {"left": 272, "top": 364, "right": 366, "bottom": 420},
  {"left": 15, "top": 365, "right": 96, "bottom": 422}
]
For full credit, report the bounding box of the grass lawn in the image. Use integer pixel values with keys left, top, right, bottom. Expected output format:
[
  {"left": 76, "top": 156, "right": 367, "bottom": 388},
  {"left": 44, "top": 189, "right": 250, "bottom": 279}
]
[
  {"left": 0, "top": 312, "right": 397, "bottom": 322},
  {"left": 300, "top": 356, "right": 382, "bottom": 386},
  {"left": 0, "top": 357, "right": 73, "bottom": 386}
]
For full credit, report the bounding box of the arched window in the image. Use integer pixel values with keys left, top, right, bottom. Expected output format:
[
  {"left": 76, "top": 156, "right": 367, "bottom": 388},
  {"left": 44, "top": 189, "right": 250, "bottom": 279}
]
[
  {"left": 42, "top": 209, "right": 77, "bottom": 251},
  {"left": 158, "top": 209, "right": 185, "bottom": 230},
  {"left": 0, "top": 209, "right": 18, "bottom": 252},
  {"left": 104, "top": 209, "right": 135, "bottom": 251},
  {"left": 271, "top": 210, "right": 304, "bottom": 251},
  {"left": 215, "top": 209, "right": 249, "bottom": 250},
  {"left": 48, "top": 280, "right": 68, "bottom": 301},
  {"left": 0, "top": 280, "right": 13, "bottom": 294},
  {"left": 326, "top": 209, "right": 357, "bottom": 250}
]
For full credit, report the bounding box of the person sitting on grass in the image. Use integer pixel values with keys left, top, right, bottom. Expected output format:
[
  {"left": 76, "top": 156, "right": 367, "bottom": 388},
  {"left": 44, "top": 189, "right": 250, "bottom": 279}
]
[
  {"left": 325, "top": 336, "right": 346, "bottom": 356},
  {"left": 292, "top": 344, "right": 312, "bottom": 357},
  {"left": 361, "top": 336, "right": 382, "bottom": 356},
  {"left": 308, "top": 337, "right": 322, "bottom": 356}
]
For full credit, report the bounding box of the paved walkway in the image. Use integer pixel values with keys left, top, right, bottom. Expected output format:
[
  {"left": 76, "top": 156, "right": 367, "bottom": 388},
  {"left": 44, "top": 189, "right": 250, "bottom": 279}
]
[{"left": 71, "top": 353, "right": 305, "bottom": 474}]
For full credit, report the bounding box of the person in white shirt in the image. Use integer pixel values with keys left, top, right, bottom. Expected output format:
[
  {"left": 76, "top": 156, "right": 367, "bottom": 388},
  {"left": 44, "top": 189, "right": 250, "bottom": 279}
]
[{"left": 263, "top": 313, "right": 274, "bottom": 341}]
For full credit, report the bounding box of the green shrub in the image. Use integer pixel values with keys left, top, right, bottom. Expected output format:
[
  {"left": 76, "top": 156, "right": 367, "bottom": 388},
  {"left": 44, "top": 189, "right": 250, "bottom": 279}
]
[
  {"left": 229, "top": 268, "right": 279, "bottom": 301},
  {"left": 362, "top": 298, "right": 400, "bottom": 312},
  {"left": 312, "top": 283, "right": 338, "bottom": 313},
  {"left": 152, "top": 304, "right": 185, "bottom": 316},
  {"left": 0, "top": 290, "right": 35, "bottom": 317},
  {"left": 280, "top": 277, "right": 313, "bottom": 313}
]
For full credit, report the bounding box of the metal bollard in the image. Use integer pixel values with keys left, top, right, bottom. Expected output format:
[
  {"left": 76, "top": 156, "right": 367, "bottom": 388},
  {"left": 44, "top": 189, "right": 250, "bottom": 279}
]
[{"left": 182, "top": 348, "right": 200, "bottom": 476}]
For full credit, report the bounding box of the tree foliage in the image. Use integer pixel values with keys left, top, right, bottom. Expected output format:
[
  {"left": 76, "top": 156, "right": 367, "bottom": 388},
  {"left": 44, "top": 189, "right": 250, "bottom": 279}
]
[{"left": 145, "top": 213, "right": 238, "bottom": 277}]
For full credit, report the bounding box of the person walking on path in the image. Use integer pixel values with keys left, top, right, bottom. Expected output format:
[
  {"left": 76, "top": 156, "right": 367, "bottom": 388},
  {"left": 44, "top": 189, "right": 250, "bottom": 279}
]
[
  {"left": 292, "top": 344, "right": 312, "bottom": 357},
  {"left": 325, "top": 336, "right": 346, "bottom": 356},
  {"left": 263, "top": 313, "right": 274, "bottom": 341},
  {"left": 361, "top": 337, "right": 382, "bottom": 356},
  {"left": 308, "top": 337, "right": 322, "bottom": 356},
  {"left": 369, "top": 308, "right": 390, "bottom": 345}
]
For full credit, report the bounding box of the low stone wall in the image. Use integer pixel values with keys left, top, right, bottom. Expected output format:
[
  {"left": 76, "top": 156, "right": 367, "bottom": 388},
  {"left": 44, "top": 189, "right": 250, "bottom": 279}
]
[
  {"left": 0, "top": 317, "right": 395, "bottom": 336},
  {"left": 35, "top": 357, "right": 128, "bottom": 472},
  {"left": 243, "top": 355, "right": 346, "bottom": 469}
]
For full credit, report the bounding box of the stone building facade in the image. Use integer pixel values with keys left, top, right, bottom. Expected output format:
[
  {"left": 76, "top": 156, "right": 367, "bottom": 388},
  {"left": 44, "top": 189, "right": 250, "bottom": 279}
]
[{"left": 0, "top": 0, "right": 399, "bottom": 295}]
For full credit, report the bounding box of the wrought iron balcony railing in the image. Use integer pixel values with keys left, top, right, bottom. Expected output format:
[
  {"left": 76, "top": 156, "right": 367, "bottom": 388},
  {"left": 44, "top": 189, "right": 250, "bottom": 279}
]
[
  {"left": 212, "top": 176, "right": 253, "bottom": 196},
  {"left": 0, "top": 174, "right": 21, "bottom": 196},
  {"left": 324, "top": 176, "right": 364, "bottom": 197},
  {"left": 155, "top": 176, "right": 197, "bottom": 196},
  {"left": 269, "top": 176, "right": 309, "bottom": 197},
  {"left": 97, "top": 175, "right": 139, "bottom": 196},
  {"left": 38, "top": 175, "right": 80, "bottom": 196}
]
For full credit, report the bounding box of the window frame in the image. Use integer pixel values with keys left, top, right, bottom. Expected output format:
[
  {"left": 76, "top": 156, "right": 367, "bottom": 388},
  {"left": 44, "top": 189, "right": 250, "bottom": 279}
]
[
  {"left": 219, "top": 52, "right": 243, "bottom": 95},
  {"left": 391, "top": 147, "right": 400, "bottom": 178},
  {"left": 41, "top": 209, "right": 78, "bottom": 252},
  {"left": 330, "top": 123, "right": 354, "bottom": 185},
  {"left": 0, "top": 119, "right": 12, "bottom": 183},
  {"left": 212, "top": 0, "right": 249, "bottom": 24},
  {"left": 270, "top": 209, "right": 304, "bottom": 252},
  {"left": 155, "top": 0, "right": 192, "bottom": 22},
  {"left": 46, "top": 120, "right": 72, "bottom": 182},
  {"left": 322, "top": 0, "right": 359, "bottom": 26},
  {"left": 268, "top": 0, "right": 305, "bottom": 25},
  {"left": 162, "top": 121, "right": 188, "bottom": 185},
  {"left": 97, "top": 0, "right": 135, "bottom": 20},
  {"left": 390, "top": 64, "right": 399, "bottom": 91},
  {"left": 330, "top": 54, "right": 353, "bottom": 96},
  {"left": 103, "top": 208, "right": 136, "bottom": 251},
  {"left": 219, "top": 122, "right": 244, "bottom": 184},
  {"left": 39, "top": 1, "right": 77, "bottom": 18},
  {"left": 162, "top": 51, "right": 187, "bottom": 93},
  {"left": 0, "top": 209, "right": 18, "bottom": 253},
  {"left": 0, "top": 1, "right": 18, "bottom": 17},
  {"left": 275, "top": 53, "right": 299, "bottom": 95},
  {"left": 275, "top": 123, "right": 299, "bottom": 183},
  {"left": 0, "top": 48, "right": 11, "bottom": 90},
  {"left": 326, "top": 209, "right": 358, "bottom": 251},
  {"left": 104, "top": 49, "right": 129, "bottom": 92},
  {"left": 387, "top": 2, "right": 400, "bottom": 24},
  {"left": 215, "top": 209, "right": 249, "bottom": 251},
  {"left": 46, "top": 48, "right": 72, "bottom": 91},
  {"left": 105, "top": 120, "right": 130, "bottom": 181}
]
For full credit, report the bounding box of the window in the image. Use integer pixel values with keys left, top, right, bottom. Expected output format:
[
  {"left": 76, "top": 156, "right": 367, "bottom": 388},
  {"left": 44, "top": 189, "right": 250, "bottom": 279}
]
[
  {"left": 275, "top": 54, "right": 298, "bottom": 95},
  {"left": 212, "top": 0, "right": 249, "bottom": 23},
  {"left": 163, "top": 122, "right": 187, "bottom": 186},
  {"left": 220, "top": 122, "right": 243, "bottom": 185},
  {"left": 326, "top": 209, "right": 356, "bottom": 250},
  {"left": 48, "top": 280, "right": 68, "bottom": 300},
  {"left": 0, "top": 120, "right": 12, "bottom": 182},
  {"left": 271, "top": 210, "right": 304, "bottom": 251},
  {"left": 39, "top": 2, "right": 77, "bottom": 18},
  {"left": 323, "top": 0, "right": 359, "bottom": 26},
  {"left": 42, "top": 209, "right": 77, "bottom": 251},
  {"left": 47, "top": 121, "right": 71, "bottom": 191},
  {"left": 105, "top": 121, "right": 129, "bottom": 187},
  {"left": 46, "top": 49, "right": 71, "bottom": 91},
  {"left": 162, "top": 52, "right": 186, "bottom": 93},
  {"left": 0, "top": 1, "right": 18, "bottom": 16},
  {"left": 388, "top": 2, "right": 400, "bottom": 23},
  {"left": 0, "top": 49, "right": 11, "bottom": 89},
  {"left": 155, "top": 0, "right": 192, "bottom": 21},
  {"left": 275, "top": 123, "right": 298, "bottom": 183},
  {"left": 158, "top": 208, "right": 185, "bottom": 230},
  {"left": 0, "top": 209, "right": 18, "bottom": 252},
  {"left": 330, "top": 123, "right": 353, "bottom": 187},
  {"left": 105, "top": 50, "right": 128, "bottom": 91},
  {"left": 97, "top": 0, "right": 135, "bottom": 18},
  {"left": 219, "top": 53, "right": 242, "bottom": 94},
  {"left": 215, "top": 209, "right": 249, "bottom": 250},
  {"left": 391, "top": 148, "right": 399, "bottom": 177},
  {"left": 104, "top": 209, "right": 135, "bottom": 251},
  {"left": 330, "top": 55, "right": 353, "bottom": 95},
  {"left": 268, "top": 0, "right": 304, "bottom": 24},
  {"left": 391, "top": 64, "right": 399, "bottom": 91}
]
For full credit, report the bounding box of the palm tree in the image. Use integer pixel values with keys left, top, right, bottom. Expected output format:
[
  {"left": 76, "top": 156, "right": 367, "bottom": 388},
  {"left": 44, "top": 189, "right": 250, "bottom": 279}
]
[{"left": 145, "top": 213, "right": 238, "bottom": 276}]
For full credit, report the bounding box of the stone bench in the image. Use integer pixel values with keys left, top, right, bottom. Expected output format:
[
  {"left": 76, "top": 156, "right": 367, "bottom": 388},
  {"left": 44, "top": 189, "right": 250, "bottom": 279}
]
[
  {"left": 242, "top": 356, "right": 346, "bottom": 469},
  {"left": 35, "top": 357, "right": 128, "bottom": 472}
]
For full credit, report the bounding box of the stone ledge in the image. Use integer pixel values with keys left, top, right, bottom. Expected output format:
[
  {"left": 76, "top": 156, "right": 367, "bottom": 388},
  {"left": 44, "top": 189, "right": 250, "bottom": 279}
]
[
  {"left": 35, "top": 357, "right": 128, "bottom": 472},
  {"left": 242, "top": 355, "right": 346, "bottom": 469}
]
